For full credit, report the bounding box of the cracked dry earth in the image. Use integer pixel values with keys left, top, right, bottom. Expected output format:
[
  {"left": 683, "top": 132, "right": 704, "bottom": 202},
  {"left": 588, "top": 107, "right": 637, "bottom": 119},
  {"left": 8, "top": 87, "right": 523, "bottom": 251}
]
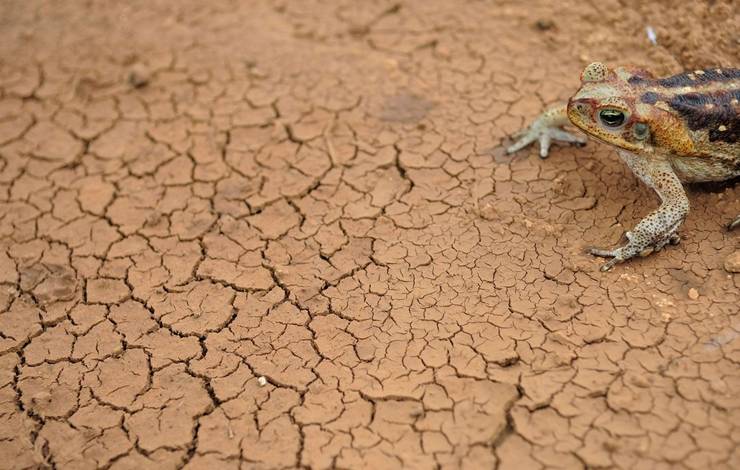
[{"left": 1, "top": 1, "right": 739, "bottom": 469}]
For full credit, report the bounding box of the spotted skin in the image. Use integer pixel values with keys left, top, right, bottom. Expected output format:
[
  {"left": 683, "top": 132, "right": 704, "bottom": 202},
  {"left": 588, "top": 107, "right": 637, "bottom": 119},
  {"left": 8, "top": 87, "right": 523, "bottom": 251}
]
[
  {"left": 666, "top": 89, "right": 739, "bottom": 143},
  {"left": 507, "top": 62, "right": 740, "bottom": 271},
  {"left": 590, "top": 152, "right": 688, "bottom": 271}
]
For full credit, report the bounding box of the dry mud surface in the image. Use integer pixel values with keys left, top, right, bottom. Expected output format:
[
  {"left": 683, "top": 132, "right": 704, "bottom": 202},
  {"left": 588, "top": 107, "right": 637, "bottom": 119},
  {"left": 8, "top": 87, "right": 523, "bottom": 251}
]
[{"left": 1, "top": 1, "right": 739, "bottom": 469}]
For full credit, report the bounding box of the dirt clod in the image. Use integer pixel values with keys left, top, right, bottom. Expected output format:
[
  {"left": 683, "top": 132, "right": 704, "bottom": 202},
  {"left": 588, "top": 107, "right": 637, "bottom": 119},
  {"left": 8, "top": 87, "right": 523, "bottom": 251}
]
[
  {"left": 724, "top": 251, "right": 740, "bottom": 273},
  {"left": 534, "top": 19, "right": 554, "bottom": 31},
  {"left": 127, "top": 63, "right": 150, "bottom": 88}
]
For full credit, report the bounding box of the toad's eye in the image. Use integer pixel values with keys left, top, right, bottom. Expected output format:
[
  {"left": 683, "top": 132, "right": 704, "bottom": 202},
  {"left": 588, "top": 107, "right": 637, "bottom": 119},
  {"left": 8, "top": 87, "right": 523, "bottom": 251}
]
[{"left": 598, "top": 109, "right": 625, "bottom": 127}]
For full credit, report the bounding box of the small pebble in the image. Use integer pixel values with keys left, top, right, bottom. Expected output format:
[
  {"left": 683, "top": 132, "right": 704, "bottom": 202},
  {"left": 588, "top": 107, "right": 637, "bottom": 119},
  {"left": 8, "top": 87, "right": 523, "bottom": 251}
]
[
  {"left": 723, "top": 251, "right": 740, "bottom": 273},
  {"left": 257, "top": 376, "right": 268, "bottom": 387},
  {"left": 688, "top": 288, "right": 699, "bottom": 300},
  {"left": 128, "top": 63, "right": 150, "bottom": 88},
  {"left": 535, "top": 19, "right": 554, "bottom": 31},
  {"left": 645, "top": 26, "right": 658, "bottom": 46}
]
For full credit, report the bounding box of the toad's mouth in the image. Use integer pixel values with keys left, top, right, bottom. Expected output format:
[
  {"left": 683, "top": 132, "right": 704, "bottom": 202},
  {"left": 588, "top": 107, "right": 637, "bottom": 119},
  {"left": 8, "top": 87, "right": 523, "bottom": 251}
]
[{"left": 566, "top": 99, "right": 592, "bottom": 126}]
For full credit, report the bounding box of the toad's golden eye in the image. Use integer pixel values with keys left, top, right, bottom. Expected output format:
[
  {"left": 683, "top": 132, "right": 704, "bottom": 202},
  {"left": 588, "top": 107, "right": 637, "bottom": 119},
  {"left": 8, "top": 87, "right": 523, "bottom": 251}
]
[{"left": 598, "top": 109, "right": 625, "bottom": 127}]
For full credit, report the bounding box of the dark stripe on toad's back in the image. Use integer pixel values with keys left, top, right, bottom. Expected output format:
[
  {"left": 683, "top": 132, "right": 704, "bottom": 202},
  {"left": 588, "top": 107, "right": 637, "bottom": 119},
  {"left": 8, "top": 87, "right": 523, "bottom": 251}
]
[
  {"left": 657, "top": 68, "right": 740, "bottom": 88},
  {"left": 640, "top": 91, "right": 659, "bottom": 104},
  {"left": 708, "top": 124, "right": 739, "bottom": 144},
  {"left": 627, "top": 70, "right": 654, "bottom": 86},
  {"left": 668, "top": 89, "right": 740, "bottom": 143}
]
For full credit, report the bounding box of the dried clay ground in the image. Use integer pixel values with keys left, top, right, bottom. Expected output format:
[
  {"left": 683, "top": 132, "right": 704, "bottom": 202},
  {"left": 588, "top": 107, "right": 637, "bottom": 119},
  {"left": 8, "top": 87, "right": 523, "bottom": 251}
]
[{"left": 1, "top": 1, "right": 739, "bottom": 469}]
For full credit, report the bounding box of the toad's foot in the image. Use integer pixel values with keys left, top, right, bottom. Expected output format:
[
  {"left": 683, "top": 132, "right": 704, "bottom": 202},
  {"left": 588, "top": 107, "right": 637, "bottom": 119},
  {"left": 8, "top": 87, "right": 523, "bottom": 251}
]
[
  {"left": 506, "top": 104, "right": 587, "bottom": 158},
  {"left": 589, "top": 232, "right": 681, "bottom": 271},
  {"left": 728, "top": 215, "right": 740, "bottom": 231}
]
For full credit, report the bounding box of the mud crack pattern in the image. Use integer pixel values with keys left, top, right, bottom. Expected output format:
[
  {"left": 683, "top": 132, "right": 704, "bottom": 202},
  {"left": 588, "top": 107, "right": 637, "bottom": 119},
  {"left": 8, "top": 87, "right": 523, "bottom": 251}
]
[{"left": 1, "top": 1, "right": 738, "bottom": 469}]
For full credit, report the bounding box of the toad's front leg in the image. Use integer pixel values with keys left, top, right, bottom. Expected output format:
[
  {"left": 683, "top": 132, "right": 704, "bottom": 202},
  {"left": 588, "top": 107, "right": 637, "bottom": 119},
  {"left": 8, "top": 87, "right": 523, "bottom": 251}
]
[
  {"left": 590, "top": 154, "right": 689, "bottom": 271},
  {"left": 506, "top": 104, "right": 587, "bottom": 158}
]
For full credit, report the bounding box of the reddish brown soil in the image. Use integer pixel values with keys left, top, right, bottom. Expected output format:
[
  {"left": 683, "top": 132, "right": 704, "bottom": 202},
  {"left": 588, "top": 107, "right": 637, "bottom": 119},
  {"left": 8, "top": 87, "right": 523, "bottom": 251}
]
[{"left": 1, "top": 1, "right": 738, "bottom": 469}]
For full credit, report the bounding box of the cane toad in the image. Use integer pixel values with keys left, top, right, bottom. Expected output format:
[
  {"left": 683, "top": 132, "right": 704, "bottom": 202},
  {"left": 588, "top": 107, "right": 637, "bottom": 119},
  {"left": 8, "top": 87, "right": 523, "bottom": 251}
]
[{"left": 507, "top": 62, "right": 740, "bottom": 271}]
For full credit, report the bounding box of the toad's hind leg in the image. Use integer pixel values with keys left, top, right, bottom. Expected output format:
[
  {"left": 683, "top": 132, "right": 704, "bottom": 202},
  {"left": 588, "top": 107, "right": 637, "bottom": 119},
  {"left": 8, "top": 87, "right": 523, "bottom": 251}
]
[
  {"left": 589, "top": 153, "right": 689, "bottom": 271},
  {"left": 729, "top": 215, "right": 740, "bottom": 230}
]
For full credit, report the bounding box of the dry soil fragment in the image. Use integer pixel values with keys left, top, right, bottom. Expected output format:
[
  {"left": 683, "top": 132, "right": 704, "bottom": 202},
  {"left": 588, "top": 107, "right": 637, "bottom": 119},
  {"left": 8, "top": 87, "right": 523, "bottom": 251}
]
[
  {"left": 86, "top": 348, "right": 150, "bottom": 409},
  {"left": 19, "top": 362, "right": 84, "bottom": 418},
  {"left": 0, "top": 300, "right": 42, "bottom": 353},
  {"left": 197, "top": 256, "right": 274, "bottom": 290},
  {"left": 242, "top": 415, "right": 301, "bottom": 468},
  {"left": 24, "top": 323, "right": 74, "bottom": 365},
  {"left": 724, "top": 251, "right": 740, "bottom": 273},
  {"left": 86, "top": 278, "right": 130, "bottom": 304},
  {"left": 24, "top": 121, "right": 82, "bottom": 163},
  {"left": 109, "top": 448, "right": 186, "bottom": 470},
  {"left": 0, "top": 250, "right": 19, "bottom": 284},
  {"left": 72, "top": 320, "right": 123, "bottom": 361},
  {"left": 128, "top": 63, "right": 151, "bottom": 88},
  {"left": 77, "top": 176, "right": 116, "bottom": 215},
  {"left": 149, "top": 281, "right": 235, "bottom": 335},
  {"left": 31, "top": 264, "right": 78, "bottom": 306},
  {"left": 90, "top": 120, "right": 146, "bottom": 160},
  {"left": 0, "top": 114, "right": 33, "bottom": 145},
  {"left": 380, "top": 92, "right": 435, "bottom": 122},
  {"left": 36, "top": 420, "right": 132, "bottom": 469},
  {"left": 248, "top": 200, "right": 301, "bottom": 239},
  {"left": 127, "top": 364, "right": 211, "bottom": 452}
]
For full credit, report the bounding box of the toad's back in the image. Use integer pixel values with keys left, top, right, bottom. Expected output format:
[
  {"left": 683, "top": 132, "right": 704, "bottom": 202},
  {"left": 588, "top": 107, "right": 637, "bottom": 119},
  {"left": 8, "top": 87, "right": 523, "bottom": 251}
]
[{"left": 629, "top": 67, "right": 740, "bottom": 181}]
